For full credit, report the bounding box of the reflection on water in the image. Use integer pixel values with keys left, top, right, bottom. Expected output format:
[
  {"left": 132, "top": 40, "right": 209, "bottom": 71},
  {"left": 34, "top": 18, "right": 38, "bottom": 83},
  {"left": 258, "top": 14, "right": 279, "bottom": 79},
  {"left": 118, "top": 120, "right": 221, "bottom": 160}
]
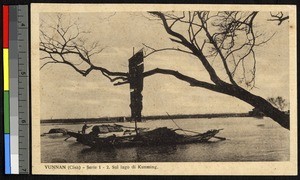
[{"left": 41, "top": 117, "right": 289, "bottom": 162}]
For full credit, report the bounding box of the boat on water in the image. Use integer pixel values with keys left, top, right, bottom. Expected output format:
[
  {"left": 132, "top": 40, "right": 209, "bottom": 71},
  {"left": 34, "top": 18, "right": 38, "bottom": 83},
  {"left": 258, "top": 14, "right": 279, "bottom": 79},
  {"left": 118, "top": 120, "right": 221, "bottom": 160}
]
[
  {"left": 66, "top": 124, "right": 225, "bottom": 148},
  {"left": 41, "top": 128, "right": 68, "bottom": 138}
]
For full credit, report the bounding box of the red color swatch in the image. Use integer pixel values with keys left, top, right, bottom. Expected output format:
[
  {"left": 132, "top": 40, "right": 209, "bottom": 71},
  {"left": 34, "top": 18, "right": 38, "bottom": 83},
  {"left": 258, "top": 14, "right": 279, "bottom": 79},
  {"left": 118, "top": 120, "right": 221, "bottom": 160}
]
[{"left": 3, "top": 5, "right": 9, "bottom": 48}]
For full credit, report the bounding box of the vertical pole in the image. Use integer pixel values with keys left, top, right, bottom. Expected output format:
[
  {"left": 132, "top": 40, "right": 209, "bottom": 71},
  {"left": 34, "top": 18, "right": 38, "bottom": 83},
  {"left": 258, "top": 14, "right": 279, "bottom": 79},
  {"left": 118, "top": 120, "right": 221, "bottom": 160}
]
[{"left": 128, "top": 49, "right": 144, "bottom": 133}]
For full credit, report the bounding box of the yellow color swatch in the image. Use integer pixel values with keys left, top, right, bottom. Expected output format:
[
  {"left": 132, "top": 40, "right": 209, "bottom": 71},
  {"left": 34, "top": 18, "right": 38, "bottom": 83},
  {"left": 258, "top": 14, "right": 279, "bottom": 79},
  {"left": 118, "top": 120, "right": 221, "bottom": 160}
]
[{"left": 3, "top": 48, "right": 9, "bottom": 91}]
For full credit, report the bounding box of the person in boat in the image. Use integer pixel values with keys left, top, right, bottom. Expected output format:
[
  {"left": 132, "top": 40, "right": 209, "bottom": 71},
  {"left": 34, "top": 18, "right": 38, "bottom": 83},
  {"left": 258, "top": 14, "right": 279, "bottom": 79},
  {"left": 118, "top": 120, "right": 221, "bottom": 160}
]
[{"left": 82, "top": 122, "right": 92, "bottom": 134}]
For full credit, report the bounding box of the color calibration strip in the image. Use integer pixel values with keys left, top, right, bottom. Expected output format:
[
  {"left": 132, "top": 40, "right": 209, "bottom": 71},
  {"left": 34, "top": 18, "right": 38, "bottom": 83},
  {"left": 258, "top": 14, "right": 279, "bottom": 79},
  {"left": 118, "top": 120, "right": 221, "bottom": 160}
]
[
  {"left": 10, "top": 5, "right": 19, "bottom": 174},
  {"left": 3, "top": 5, "right": 11, "bottom": 174},
  {"left": 3, "top": 5, "right": 30, "bottom": 174}
]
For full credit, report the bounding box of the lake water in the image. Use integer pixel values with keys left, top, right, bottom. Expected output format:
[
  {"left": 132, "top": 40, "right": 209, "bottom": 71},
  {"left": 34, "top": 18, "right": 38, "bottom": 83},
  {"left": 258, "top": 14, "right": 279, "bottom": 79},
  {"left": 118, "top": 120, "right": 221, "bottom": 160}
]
[{"left": 41, "top": 117, "right": 289, "bottom": 163}]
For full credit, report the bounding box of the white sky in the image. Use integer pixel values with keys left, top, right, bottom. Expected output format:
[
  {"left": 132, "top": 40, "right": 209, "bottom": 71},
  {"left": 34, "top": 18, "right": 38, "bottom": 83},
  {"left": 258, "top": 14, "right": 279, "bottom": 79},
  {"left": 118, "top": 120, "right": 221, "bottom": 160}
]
[{"left": 39, "top": 12, "right": 289, "bottom": 119}]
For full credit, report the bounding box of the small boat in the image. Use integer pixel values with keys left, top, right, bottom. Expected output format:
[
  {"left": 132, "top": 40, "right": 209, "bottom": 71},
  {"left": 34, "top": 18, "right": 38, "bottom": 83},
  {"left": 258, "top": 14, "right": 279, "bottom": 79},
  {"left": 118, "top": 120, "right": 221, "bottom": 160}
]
[
  {"left": 41, "top": 128, "right": 68, "bottom": 137},
  {"left": 67, "top": 124, "right": 143, "bottom": 146},
  {"left": 66, "top": 124, "right": 224, "bottom": 148}
]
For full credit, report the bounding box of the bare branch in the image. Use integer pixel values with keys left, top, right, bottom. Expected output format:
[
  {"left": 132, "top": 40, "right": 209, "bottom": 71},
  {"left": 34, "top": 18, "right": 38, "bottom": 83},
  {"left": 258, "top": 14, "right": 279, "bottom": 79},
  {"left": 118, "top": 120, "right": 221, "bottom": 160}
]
[
  {"left": 40, "top": 14, "right": 128, "bottom": 83},
  {"left": 143, "top": 43, "right": 192, "bottom": 58},
  {"left": 148, "top": 11, "right": 223, "bottom": 85},
  {"left": 268, "top": 12, "right": 289, "bottom": 25},
  {"left": 143, "top": 68, "right": 218, "bottom": 90},
  {"left": 40, "top": 61, "right": 62, "bottom": 70},
  {"left": 113, "top": 81, "right": 130, "bottom": 86},
  {"left": 147, "top": 11, "right": 280, "bottom": 90}
]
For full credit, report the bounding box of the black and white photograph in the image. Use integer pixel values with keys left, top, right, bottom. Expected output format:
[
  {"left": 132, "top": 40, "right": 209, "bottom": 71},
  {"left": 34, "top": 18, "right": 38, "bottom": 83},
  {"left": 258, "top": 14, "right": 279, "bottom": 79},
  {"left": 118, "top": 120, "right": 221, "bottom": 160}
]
[{"left": 31, "top": 4, "right": 297, "bottom": 175}]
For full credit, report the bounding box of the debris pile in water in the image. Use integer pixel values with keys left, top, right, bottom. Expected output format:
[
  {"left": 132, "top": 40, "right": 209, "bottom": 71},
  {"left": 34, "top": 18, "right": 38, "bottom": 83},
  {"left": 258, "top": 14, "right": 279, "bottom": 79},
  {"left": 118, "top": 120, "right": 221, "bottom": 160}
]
[
  {"left": 48, "top": 128, "right": 68, "bottom": 135},
  {"left": 138, "top": 127, "right": 184, "bottom": 143}
]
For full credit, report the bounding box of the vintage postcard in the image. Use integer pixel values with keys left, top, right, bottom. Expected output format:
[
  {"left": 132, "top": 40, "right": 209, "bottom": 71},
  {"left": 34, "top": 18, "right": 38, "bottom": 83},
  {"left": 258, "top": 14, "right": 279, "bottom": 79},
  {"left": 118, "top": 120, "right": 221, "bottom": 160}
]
[{"left": 31, "top": 4, "right": 297, "bottom": 175}]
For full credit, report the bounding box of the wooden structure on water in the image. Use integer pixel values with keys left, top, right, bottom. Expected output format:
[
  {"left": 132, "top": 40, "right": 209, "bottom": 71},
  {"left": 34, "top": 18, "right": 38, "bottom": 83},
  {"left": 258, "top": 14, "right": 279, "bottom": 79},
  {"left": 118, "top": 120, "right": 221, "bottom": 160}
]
[
  {"left": 62, "top": 50, "right": 227, "bottom": 148},
  {"left": 128, "top": 49, "right": 144, "bottom": 123}
]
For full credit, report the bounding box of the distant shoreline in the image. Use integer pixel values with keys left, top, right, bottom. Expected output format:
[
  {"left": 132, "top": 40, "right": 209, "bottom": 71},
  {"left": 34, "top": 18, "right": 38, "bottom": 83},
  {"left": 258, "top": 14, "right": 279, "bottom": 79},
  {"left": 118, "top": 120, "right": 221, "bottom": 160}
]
[{"left": 41, "top": 113, "right": 253, "bottom": 124}]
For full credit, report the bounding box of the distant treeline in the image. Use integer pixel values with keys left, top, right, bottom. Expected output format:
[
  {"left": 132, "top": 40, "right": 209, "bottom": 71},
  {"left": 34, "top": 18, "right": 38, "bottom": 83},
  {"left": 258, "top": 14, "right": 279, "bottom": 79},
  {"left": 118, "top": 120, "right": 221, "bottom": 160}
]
[{"left": 41, "top": 113, "right": 251, "bottom": 124}]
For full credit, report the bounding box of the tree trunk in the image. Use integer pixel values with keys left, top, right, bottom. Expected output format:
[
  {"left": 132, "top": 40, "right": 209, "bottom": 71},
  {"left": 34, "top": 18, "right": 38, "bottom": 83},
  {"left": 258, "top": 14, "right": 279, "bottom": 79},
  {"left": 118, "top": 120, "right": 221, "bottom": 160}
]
[
  {"left": 143, "top": 68, "right": 290, "bottom": 130},
  {"left": 217, "top": 83, "right": 290, "bottom": 130}
]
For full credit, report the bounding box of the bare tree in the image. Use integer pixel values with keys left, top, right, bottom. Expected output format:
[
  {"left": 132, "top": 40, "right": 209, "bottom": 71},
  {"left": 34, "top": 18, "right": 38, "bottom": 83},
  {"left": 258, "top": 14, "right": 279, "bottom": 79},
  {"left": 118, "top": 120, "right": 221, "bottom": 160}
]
[
  {"left": 39, "top": 14, "right": 128, "bottom": 86},
  {"left": 40, "top": 12, "right": 290, "bottom": 130},
  {"left": 141, "top": 11, "right": 289, "bottom": 129},
  {"left": 267, "top": 97, "right": 288, "bottom": 111}
]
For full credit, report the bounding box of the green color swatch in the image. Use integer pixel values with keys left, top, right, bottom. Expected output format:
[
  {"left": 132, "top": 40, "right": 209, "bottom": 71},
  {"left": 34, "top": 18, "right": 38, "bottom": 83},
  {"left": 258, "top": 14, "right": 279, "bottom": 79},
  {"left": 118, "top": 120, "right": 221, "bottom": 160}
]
[{"left": 4, "top": 91, "right": 10, "bottom": 133}]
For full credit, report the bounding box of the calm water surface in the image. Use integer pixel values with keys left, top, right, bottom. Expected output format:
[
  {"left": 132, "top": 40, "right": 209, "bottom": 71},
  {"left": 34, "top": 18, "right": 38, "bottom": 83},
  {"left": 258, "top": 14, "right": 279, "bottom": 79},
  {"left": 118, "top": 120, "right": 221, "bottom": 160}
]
[{"left": 41, "top": 117, "right": 289, "bottom": 162}]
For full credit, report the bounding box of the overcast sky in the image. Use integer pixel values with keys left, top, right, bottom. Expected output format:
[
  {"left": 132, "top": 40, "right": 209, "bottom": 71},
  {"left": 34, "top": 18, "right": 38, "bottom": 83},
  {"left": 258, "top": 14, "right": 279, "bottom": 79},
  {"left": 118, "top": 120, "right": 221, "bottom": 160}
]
[{"left": 39, "top": 11, "right": 289, "bottom": 119}]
